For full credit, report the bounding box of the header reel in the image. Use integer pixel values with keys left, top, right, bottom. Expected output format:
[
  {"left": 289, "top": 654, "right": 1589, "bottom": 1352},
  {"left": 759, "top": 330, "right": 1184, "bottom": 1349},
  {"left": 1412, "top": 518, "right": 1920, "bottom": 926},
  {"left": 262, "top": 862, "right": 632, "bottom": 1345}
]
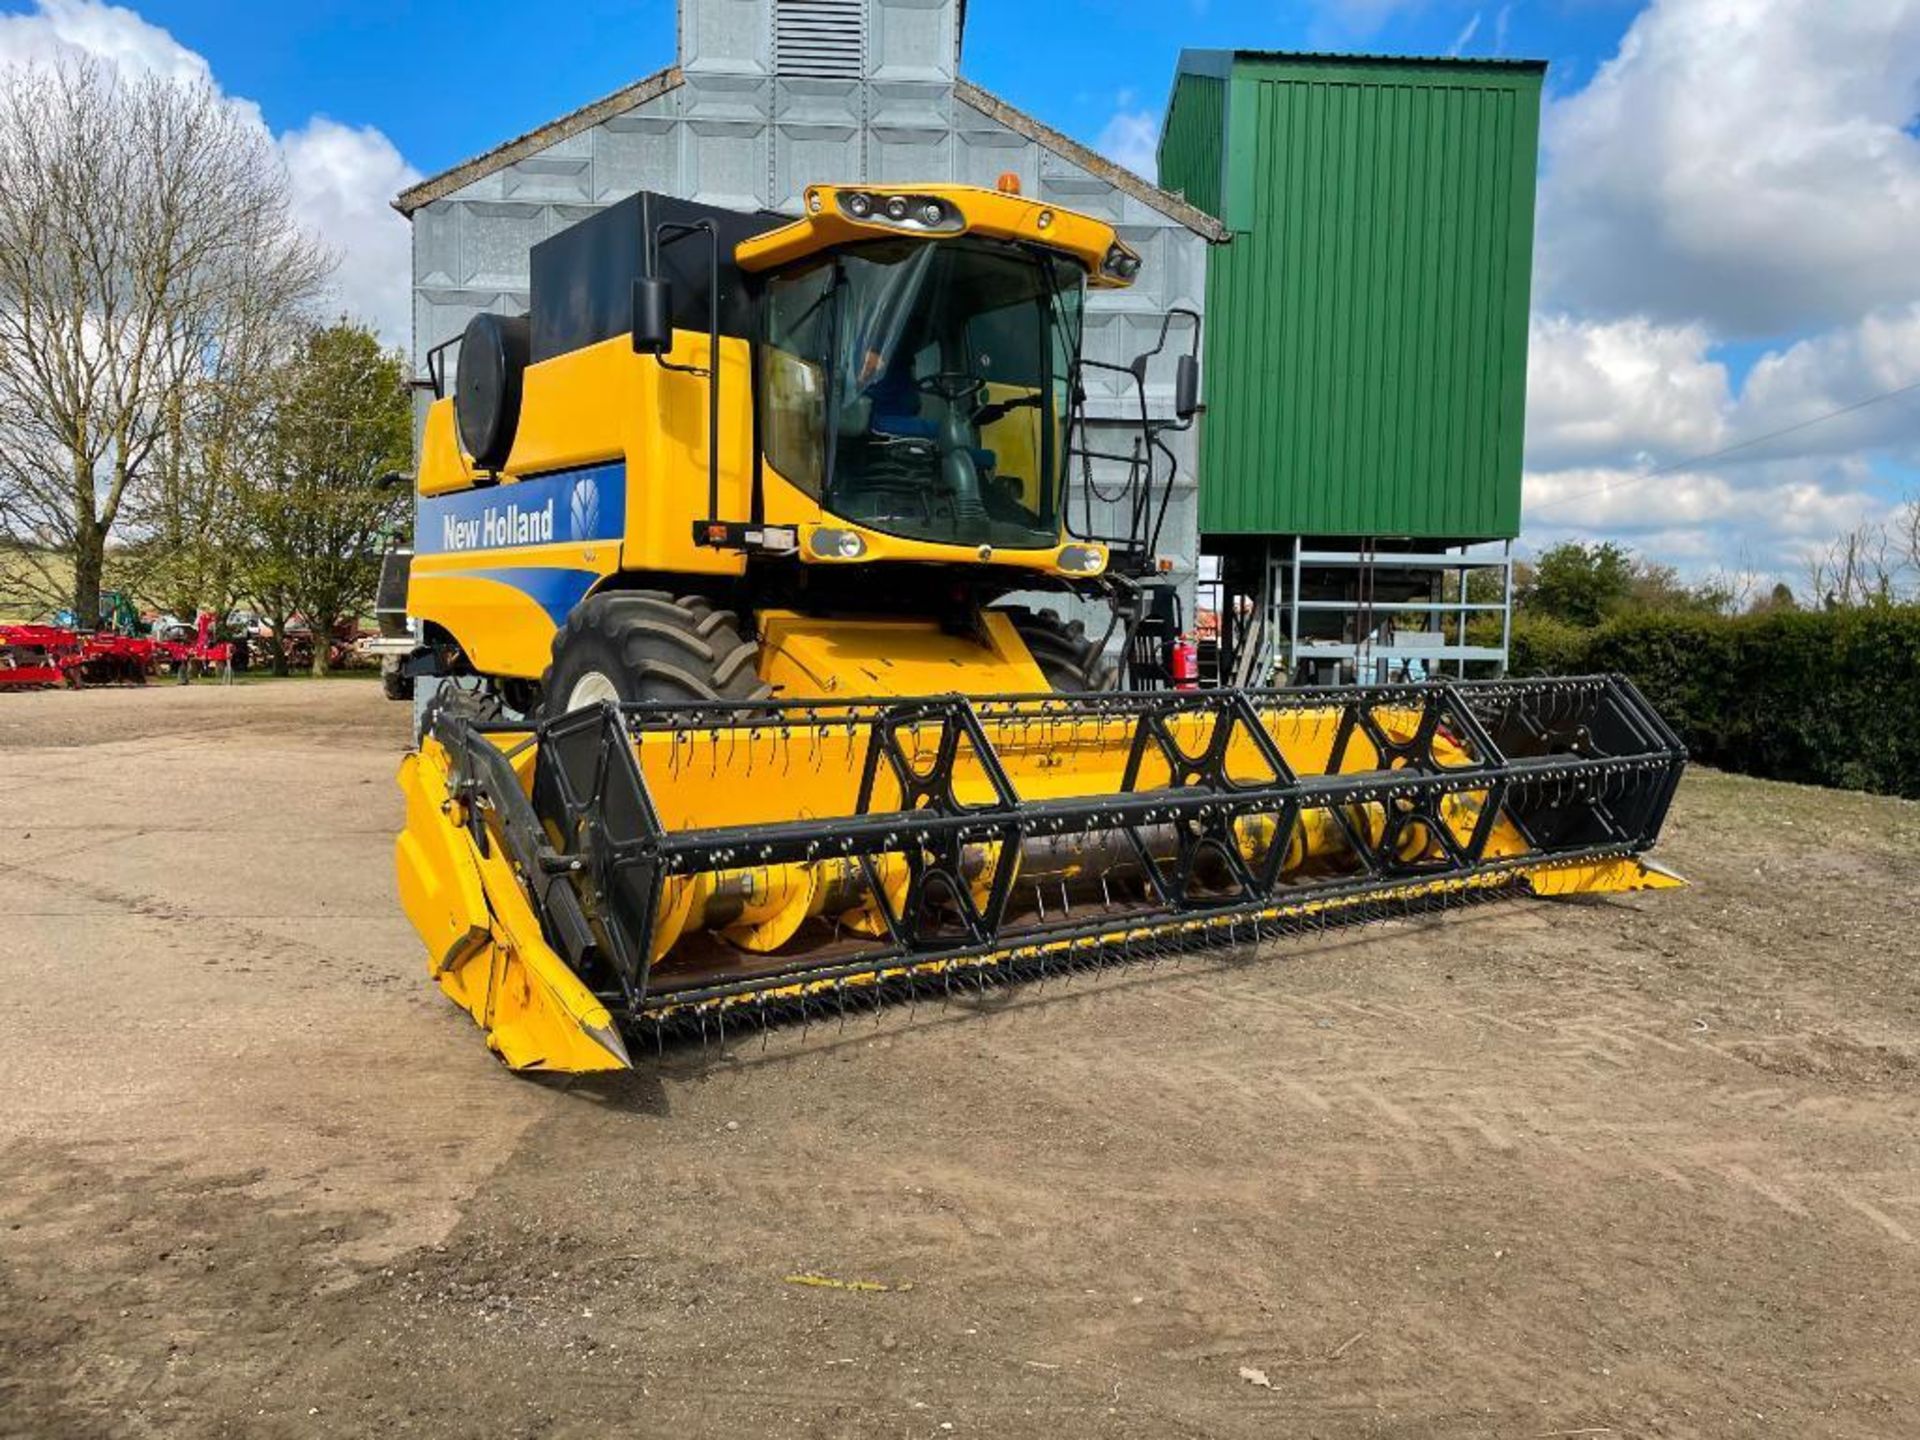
[{"left": 397, "top": 675, "right": 1685, "bottom": 1071}]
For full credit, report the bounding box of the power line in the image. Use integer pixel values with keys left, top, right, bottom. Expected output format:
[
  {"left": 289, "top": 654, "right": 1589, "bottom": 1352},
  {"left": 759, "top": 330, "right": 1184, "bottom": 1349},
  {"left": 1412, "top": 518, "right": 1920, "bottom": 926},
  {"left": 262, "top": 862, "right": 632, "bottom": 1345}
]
[{"left": 1529, "top": 375, "right": 1920, "bottom": 516}]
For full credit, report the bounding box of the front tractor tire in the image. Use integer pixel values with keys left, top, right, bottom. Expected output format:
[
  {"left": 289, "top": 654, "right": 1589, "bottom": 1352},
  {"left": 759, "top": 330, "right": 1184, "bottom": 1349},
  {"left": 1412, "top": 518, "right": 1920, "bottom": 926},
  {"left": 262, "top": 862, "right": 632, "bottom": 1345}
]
[
  {"left": 999, "top": 605, "right": 1118, "bottom": 693},
  {"left": 541, "top": 591, "right": 770, "bottom": 717}
]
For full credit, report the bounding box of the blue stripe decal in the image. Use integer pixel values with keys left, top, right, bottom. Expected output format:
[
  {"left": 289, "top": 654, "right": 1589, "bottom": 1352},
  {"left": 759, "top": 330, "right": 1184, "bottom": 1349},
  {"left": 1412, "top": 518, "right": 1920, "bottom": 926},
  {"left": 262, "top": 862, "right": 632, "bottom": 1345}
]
[
  {"left": 416, "top": 460, "right": 627, "bottom": 555},
  {"left": 455, "top": 567, "right": 603, "bottom": 625}
]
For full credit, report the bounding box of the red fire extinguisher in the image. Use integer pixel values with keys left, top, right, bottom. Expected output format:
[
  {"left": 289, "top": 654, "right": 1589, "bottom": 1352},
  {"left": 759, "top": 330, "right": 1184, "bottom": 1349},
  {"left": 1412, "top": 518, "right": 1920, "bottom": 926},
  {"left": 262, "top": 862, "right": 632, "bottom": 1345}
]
[{"left": 1169, "top": 635, "right": 1199, "bottom": 690}]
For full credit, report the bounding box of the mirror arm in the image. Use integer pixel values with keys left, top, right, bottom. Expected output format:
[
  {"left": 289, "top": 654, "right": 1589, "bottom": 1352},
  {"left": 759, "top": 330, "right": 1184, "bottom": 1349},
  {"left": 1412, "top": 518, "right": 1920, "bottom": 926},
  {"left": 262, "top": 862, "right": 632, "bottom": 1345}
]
[{"left": 648, "top": 220, "right": 725, "bottom": 533}]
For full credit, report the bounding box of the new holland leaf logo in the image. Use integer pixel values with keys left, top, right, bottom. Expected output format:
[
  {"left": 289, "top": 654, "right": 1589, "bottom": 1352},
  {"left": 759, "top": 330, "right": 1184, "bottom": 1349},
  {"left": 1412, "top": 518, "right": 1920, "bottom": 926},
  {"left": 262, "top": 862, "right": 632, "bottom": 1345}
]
[{"left": 569, "top": 477, "right": 601, "bottom": 540}]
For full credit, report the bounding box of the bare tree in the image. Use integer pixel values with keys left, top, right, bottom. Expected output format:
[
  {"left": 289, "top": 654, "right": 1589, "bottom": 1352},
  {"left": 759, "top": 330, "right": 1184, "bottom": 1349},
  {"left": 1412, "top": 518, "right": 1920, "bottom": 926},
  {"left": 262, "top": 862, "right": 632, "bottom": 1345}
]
[
  {"left": 123, "top": 275, "right": 304, "bottom": 626},
  {"left": 1806, "top": 520, "right": 1897, "bottom": 609},
  {"left": 0, "top": 60, "right": 328, "bottom": 624},
  {"left": 1895, "top": 499, "right": 1920, "bottom": 593}
]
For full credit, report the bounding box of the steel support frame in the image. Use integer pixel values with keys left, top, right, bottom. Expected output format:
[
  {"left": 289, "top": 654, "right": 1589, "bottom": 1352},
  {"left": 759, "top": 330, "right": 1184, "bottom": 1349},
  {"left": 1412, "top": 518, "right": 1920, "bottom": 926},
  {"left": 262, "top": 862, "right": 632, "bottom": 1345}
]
[{"left": 1252, "top": 536, "right": 1516, "bottom": 684}]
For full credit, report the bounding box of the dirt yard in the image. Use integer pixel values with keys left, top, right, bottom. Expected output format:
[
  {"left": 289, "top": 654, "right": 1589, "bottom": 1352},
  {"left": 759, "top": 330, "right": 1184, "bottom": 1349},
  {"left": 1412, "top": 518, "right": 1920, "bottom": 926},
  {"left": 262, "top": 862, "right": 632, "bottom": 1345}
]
[{"left": 1, "top": 682, "right": 1916, "bottom": 1439}]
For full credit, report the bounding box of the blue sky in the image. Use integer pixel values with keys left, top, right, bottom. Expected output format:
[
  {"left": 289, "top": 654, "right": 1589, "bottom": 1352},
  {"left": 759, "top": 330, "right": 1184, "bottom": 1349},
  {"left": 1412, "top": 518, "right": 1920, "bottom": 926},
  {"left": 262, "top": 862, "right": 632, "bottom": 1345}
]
[
  {"left": 39, "top": 0, "right": 1643, "bottom": 179},
  {"left": 1, "top": 0, "right": 1916, "bottom": 589}
]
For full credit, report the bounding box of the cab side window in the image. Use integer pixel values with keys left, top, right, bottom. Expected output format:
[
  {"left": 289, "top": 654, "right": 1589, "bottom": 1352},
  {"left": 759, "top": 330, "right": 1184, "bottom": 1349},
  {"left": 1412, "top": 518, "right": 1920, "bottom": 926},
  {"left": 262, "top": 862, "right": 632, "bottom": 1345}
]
[{"left": 760, "top": 262, "right": 835, "bottom": 496}]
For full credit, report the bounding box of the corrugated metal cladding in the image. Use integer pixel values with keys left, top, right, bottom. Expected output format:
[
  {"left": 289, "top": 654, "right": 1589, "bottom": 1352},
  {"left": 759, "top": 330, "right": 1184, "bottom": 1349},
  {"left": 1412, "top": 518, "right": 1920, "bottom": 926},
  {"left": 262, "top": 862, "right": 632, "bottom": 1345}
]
[
  {"left": 1160, "top": 52, "right": 1543, "bottom": 541},
  {"left": 1156, "top": 73, "right": 1224, "bottom": 220},
  {"left": 398, "top": 0, "right": 1225, "bottom": 617}
]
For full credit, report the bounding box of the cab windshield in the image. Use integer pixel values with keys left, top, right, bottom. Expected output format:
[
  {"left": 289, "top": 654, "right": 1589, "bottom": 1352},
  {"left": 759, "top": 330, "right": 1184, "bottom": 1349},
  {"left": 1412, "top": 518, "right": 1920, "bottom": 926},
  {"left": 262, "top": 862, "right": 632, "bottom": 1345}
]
[{"left": 759, "top": 239, "right": 1085, "bottom": 549}]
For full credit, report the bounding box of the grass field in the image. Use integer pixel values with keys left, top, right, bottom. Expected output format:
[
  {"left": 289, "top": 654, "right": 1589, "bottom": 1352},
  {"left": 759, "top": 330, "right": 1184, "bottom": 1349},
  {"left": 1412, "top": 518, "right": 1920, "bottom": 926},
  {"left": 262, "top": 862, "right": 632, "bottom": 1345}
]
[
  {"left": 0, "top": 544, "right": 150, "bottom": 623},
  {"left": 0, "top": 543, "right": 68, "bottom": 621}
]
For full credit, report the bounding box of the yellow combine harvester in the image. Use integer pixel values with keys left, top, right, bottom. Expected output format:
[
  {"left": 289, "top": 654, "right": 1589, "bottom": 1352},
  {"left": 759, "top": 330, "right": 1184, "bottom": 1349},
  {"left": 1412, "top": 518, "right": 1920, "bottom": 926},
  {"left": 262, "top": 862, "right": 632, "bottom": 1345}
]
[{"left": 392, "top": 181, "right": 1686, "bottom": 1071}]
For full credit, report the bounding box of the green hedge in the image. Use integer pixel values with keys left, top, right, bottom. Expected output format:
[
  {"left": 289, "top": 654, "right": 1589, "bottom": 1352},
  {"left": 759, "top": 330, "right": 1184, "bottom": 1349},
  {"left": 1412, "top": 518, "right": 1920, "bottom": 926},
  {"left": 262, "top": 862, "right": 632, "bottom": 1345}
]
[{"left": 1510, "top": 607, "right": 1920, "bottom": 798}]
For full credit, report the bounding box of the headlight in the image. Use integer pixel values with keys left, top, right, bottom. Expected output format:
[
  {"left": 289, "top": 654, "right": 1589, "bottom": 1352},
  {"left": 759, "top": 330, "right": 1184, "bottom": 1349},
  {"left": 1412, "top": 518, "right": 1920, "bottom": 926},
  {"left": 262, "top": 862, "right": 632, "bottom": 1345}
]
[
  {"left": 1058, "top": 544, "right": 1107, "bottom": 575},
  {"left": 809, "top": 527, "right": 867, "bottom": 560},
  {"left": 1101, "top": 244, "right": 1142, "bottom": 281},
  {"left": 837, "top": 190, "right": 963, "bottom": 232}
]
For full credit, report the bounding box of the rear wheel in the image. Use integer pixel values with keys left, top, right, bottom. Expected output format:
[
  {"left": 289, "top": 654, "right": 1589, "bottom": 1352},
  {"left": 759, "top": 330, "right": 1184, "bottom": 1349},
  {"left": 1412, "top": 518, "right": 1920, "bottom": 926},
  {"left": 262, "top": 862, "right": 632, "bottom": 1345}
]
[
  {"left": 998, "top": 605, "right": 1117, "bottom": 693},
  {"left": 540, "top": 591, "right": 770, "bottom": 717}
]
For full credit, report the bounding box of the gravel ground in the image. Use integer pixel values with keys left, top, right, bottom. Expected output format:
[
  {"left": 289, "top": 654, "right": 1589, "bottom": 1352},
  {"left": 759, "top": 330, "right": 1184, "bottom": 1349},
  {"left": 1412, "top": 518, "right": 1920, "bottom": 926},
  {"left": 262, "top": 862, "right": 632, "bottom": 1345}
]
[{"left": 1, "top": 680, "right": 1917, "bottom": 1439}]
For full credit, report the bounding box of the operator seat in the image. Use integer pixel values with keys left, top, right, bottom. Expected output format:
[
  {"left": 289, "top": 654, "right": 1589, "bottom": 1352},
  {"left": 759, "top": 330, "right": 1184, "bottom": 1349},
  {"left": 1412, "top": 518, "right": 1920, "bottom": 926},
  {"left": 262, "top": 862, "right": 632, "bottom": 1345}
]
[{"left": 865, "top": 352, "right": 997, "bottom": 473}]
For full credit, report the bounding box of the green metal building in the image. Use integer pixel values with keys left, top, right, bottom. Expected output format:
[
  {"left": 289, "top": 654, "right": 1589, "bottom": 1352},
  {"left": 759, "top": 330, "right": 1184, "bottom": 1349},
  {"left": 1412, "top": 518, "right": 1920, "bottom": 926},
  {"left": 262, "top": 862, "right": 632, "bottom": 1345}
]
[{"left": 1158, "top": 50, "right": 1546, "bottom": 680}]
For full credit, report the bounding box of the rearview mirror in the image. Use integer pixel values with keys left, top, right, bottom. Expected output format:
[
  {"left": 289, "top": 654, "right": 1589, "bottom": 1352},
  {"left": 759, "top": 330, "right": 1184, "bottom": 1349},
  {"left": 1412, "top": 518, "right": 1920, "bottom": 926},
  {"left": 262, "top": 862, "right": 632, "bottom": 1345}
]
[
  {"left": 1174, "top": 353, "right": 1200, "bottom": 420},
  {"left": 631, "top": 277, "right": 673, "bottom": 355}
]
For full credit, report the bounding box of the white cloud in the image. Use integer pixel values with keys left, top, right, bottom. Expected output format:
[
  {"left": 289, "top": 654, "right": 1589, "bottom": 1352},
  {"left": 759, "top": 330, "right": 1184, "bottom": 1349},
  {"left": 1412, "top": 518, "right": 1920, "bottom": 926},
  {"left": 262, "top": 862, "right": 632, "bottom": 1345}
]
[
  {"left": 1526, "top": 314, "right": 1730, "bottom": 471},
  {"left": 1732, "top": 305, "right": 1920, "bottom": 463},
  {"left": 1096, "top": 100, "right": 1159, "bottom": 183},
  {"left": 1448, "top": 10, "right": 1482, "bottom": 57},
  {"left": 1521, "top": 304, "right": 1920, "bottom": 579},
  {"left": 280, "top": 118, "right": 420, "bottom": 345},
  {"left": 1523, "top": 456, "right": 1893, "bottom": 579},
  {"left": 1539, "top": 0, "right": 1920, "bottom": 337},
  {"left": 1526, "top": 458, "right": 1879, "bottom": 537},
  {"left": 1520, "top": 0, "right": 1920, "bottom": 582},
  {"left": 0, "top": 0, "right": 417, "bottom": 346},
  {"left": 0, "top": 0, "right": 207, "bottom": 84}
]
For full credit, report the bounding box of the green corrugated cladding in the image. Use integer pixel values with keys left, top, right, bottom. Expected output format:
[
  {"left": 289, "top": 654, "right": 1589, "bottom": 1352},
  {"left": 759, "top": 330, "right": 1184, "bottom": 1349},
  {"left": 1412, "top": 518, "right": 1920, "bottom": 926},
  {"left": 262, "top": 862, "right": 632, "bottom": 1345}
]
[
  {"left": 1157, "top": 72, "right": 1226, "bottom": 220},
  {"left": 1159, "top": 53, "right": 1544, "bottom": 540}
]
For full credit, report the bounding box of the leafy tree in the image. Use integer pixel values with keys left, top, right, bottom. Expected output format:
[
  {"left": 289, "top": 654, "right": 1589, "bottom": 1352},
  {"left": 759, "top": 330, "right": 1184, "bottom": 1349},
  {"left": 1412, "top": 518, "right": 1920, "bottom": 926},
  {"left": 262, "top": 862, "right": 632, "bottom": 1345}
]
[
  {"left": 1519, "top": 541, "right": 1735, "bottom": 625},
  {"left": 1626, "top": 559, "right": 1731, "bottom": 616},
  {"left": 1521, "top": 541, "right": 1637, "bottom": 626},
  {"left": 242, "top": 322, "right": 410, "bottom": 675}
]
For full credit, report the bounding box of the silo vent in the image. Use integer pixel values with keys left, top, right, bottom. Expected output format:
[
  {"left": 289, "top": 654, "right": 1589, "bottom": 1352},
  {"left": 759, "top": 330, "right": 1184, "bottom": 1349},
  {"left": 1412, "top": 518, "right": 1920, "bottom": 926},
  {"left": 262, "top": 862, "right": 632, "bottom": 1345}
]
[{"left": 774, "top": 0, "right": 866, "bottom": 80}]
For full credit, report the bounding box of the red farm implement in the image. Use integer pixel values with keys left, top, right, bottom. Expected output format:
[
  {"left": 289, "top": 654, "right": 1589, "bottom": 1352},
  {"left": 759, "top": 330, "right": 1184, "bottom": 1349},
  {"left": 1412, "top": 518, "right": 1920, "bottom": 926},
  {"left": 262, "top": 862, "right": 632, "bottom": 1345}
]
[
  {"left": 69, "top": 632, "right": 160, "bottom": 686},
  {"left": 0, "top": 624, "right": 228, "bottom": 690},
  {"left": 154, "top": 615, "right": 236, "bottom": 680},
  {"left": 0, "top": 624, "right": 75, "bottom": 689}
]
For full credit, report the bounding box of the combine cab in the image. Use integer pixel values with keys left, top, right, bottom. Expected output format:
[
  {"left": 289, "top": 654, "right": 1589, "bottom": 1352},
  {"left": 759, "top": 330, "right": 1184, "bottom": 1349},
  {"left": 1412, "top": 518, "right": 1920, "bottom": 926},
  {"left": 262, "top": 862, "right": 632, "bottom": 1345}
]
[{"left": 393, "top": 181, "right": 1687, "bottom": 1072}]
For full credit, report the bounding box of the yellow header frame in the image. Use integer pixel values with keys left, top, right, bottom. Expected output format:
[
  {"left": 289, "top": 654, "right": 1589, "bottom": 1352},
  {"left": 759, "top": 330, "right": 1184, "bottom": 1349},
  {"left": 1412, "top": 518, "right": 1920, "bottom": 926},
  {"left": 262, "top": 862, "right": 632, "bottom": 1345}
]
[{"left": 733, "top": 183, "right": 1140, "bottom": 288}]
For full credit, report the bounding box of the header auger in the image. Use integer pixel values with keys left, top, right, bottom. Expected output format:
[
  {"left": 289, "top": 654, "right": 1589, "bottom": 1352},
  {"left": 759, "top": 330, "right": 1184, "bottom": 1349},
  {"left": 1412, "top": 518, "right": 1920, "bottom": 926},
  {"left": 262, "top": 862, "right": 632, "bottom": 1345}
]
[{"left": 391, "top": 180, "right": 1686, "bottom": 1072}]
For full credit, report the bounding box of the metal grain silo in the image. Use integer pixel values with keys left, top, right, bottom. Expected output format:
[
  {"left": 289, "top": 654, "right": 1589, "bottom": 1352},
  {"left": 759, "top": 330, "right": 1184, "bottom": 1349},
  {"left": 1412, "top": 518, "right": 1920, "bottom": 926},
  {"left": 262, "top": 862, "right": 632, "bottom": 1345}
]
[{"left": 1159, "top": 51, "right": 1545, "bottom": 682}]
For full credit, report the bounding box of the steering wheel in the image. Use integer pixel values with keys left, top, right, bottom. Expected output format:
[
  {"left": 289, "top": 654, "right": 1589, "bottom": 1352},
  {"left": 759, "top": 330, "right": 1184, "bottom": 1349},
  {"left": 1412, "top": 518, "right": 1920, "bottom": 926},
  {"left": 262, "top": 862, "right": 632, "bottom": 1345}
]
[{"left": 914, "top": 371, "right": 986, "bottom": 405}]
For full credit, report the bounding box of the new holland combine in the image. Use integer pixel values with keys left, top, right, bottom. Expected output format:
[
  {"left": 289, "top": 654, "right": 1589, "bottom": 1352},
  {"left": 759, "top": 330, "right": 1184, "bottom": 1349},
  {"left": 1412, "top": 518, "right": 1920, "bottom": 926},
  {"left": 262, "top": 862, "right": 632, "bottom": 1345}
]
[{"left": 392, "top": 181, "right": 1685, "bottom": 1072}]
